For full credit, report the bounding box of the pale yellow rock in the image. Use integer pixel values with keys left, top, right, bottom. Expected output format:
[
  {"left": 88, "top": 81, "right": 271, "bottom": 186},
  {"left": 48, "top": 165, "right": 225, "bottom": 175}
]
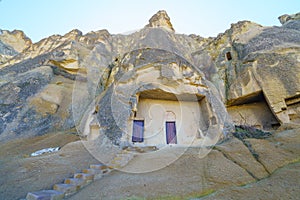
[
  {"left": 0, "top": 30, "right": 32, "bottom": 52},
  {"left": 39, "top": 84, "right": 65, "bottom": 105},
  {"left": 30, "top": 97, "right": 58, "bottom": 115},
  {"left": 145, "top": 10, "right": 175, "bottom": 32}
]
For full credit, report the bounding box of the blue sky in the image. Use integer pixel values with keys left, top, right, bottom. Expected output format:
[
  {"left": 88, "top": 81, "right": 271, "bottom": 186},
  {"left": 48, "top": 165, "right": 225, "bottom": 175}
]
[{"left": 0, "top": 0, "right": 299, "bottom": 42}]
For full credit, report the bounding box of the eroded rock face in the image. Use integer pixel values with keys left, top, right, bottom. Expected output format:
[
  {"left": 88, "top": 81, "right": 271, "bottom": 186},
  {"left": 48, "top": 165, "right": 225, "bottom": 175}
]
[
  {"left": 0, "top": 11, "right": 299, "bottom": 142},
  {"left": 97, "top": 48, "right": 231, "bottom": 144},
  {"left": 0, "top": 66, "right": 54, "bottom": 140},
  {"left": 228, "top": 22, "right": 300, "bottom": 125},
  {"left": 193, "top": 14, "right": 300, "bottom": 127},
  {"left": 0, "top": 29, "right": 32, "bottom": 64},
  {"left": 0, "top": 28, "right": 114, "bottom": 141},
  {"left": 0, "top": 30, "right": 32, "bottom": 53}
]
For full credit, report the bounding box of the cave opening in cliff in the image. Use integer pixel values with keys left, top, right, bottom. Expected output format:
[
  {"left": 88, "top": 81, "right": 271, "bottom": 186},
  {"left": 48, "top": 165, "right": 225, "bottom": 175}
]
[
  {"left": 227, "top": 91, "right": 280, "bottom": 130},
  {"left": 127, "top": 89, "right": 212, "bottom": 146},
  {"left": 226, "top": 52, "right": 232, "bottom": 61}
]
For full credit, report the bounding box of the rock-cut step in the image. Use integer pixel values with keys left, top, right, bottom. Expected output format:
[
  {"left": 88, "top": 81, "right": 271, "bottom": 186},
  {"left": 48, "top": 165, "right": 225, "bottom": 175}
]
[
  {"left": 64, "top": 178, "right": 88, "bottom": 188},
  {"left": 53, "top": 183, "right": 78, "bottom": 196},
  {"left": 82, "top": 168, "right": 103, "bottom": 180},
  {"left": 73, "top": 172, "right": 95, "bottom": 181},
  {"left": 90, "top": 163, "right": 112, "bottom": 174},
  {"left": 25, "top": 158, "right": 132, "bottom": 199},
  {"left": 90, "top": 163, "right": 110, "bottom": 170},
  {"left": 26, "top": 190, "right": 64, "bottom": 200}
]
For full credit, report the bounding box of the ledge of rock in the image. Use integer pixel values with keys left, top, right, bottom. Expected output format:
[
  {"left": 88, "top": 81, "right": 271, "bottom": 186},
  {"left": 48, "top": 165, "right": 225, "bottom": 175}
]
[{"left": 278, "top": 12, "right": 300, "bottom": 24}]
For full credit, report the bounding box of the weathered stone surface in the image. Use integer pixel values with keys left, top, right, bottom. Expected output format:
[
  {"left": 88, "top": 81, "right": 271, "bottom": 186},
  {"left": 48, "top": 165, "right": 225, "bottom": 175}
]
[
  {"left": 0, "top": 29, "right": 31, "bottom": 53},
  {"left": 215, "top": 137, "right": 269, "bottom": 179},
  {"left": 201, "top": 162, "right": 300, "bottom": 200},
  {"left": 0, "top": 10, "right": 299, "bottom": 144},
  {"left": 245, "top": 138, "right": 299, "bottom": 173},
  {"left": 0, "top": 66, "right": 54, "bottom": 141},
  {"left": 270, "top": 128, "right": 300, "bottom": 154},
  {"left": 30, "top": 97, "right": 59, "bottom": 115},
  {"left": 90, "top": 164, "right": 108, "bottom": 170},
  {"left": 73, "top": 173, "right": 94, "bottom": 181},
  {"left": 0, "top": 29, "right": 32, "bottom": 64},
  {"left": 282, "top": 19, "right": 300, "bottom": 31},
  {"left": 205, "top": 149, "right": 256, "bottom": 185},
  {"left": 0, "top": 41, "right": 17, "bottom": 64},
  {"left": 26, "top": 190, "right": 64, "bottom": 200},
  {"left": 97, "top": 48, "right": 231, "bottom": 145},
  {"left": 69, "top": 146, "right": 259, "bottom": 199},
  {"left": 64, "top": 178, "right": 87, "bottom": 188},
  {"left": 53, "top": 183, "right": 78, "bottom": 196},
  {"left": 196, "top": 15, "right": 300, "bottom": 126},
  {"left": 145, "top": 10, "right": 174, "bottom": 32},
  {"left": 278, "top": 12, "right": 300, "bottom": 25},
  {"left": 0, "top": 28, "right": 114, "bottom": 141},
  {"left": 227, "top": 101, "right": 279, "bottom": 130}
]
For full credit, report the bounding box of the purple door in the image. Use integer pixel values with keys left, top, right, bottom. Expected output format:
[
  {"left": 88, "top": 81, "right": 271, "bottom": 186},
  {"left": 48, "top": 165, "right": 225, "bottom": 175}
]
[
  {"left": 166, "top": 122, "right": 177, "bottom": 144},
  {"left": 132, "top": 120, "right": 144, "bottom": 142}
]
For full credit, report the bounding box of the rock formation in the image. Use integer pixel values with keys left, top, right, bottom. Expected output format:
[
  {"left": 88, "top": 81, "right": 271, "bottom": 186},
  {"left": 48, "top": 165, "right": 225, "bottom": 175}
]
[
  {"left": 145, "top": 10, "right": 175, "bottom": 32},
  {"left": 0, "top": 10, "right": 299, "bottom": 144},
  {"left": 97, "top": 48, "right": 231, "bottom": 145},
  {"left": 0, "top": 29, "right": 32, "bottom": 64},
  {"left": 278, "top": 12, "right": 300, "bottom": 24}
]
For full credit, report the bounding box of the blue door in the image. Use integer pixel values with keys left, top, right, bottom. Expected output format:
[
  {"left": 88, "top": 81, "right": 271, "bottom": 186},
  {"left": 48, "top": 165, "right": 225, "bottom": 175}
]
[
  {"left": 132, "top": 120, "right": 144, "bottom": 142},
  {"left": 166, "top": 122, "right": 177, "bottom": 144}
]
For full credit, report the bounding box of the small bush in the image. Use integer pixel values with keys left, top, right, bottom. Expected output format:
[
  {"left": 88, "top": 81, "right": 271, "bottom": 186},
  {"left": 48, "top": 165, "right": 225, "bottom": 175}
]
[{"left": 233, "top": 125, "right": 272, "bottom": 140}]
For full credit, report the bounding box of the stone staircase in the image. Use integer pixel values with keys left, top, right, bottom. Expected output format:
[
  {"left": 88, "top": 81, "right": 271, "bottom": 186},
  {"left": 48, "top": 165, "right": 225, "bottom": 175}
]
[{"left": 25, "top": 150, "right": 134, "bottom": 200}]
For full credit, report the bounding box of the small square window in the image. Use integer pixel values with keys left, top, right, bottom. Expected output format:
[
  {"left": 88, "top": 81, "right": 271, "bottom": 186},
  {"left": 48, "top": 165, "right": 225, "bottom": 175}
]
[{"left": 226, "top": 52, "right": 232, "bottom": 61}]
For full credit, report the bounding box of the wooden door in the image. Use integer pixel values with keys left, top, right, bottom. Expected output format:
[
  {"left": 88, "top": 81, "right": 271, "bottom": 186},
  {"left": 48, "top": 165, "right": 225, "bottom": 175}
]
[
  {"left": 166, "top": 122, "right": 177, "bottom": 144},
  {"left": 132, "top": 120, "right": 144, "bottom": 143}
]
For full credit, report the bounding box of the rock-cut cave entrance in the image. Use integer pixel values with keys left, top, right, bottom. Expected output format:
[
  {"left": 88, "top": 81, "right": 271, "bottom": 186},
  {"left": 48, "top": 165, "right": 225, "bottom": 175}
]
[{"left": 128, "top": 89, "right": 211, "bottom": 146}]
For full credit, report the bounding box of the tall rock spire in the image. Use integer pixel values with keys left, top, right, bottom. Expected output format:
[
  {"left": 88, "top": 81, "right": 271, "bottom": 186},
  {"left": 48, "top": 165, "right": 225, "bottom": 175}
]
[{"left": 145, "top": 10, "right": 175, "bottom": 32}]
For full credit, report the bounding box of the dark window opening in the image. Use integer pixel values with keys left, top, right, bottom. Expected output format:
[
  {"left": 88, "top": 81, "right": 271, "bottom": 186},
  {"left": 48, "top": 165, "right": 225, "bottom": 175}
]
[
  {"left": 271, "top": 123, "right": 280, "bottom": 129},
  {"left": 285, "top": 94, "right": 300, "bottom": 106},
  {"left": 226, "top": 52, "right": 232, "bottom": 61}
]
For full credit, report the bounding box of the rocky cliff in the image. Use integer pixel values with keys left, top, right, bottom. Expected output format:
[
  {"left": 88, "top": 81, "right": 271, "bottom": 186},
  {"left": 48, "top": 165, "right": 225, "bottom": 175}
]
[{"left": 0, "top": 11, "right": 299, "bottom": 143}]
